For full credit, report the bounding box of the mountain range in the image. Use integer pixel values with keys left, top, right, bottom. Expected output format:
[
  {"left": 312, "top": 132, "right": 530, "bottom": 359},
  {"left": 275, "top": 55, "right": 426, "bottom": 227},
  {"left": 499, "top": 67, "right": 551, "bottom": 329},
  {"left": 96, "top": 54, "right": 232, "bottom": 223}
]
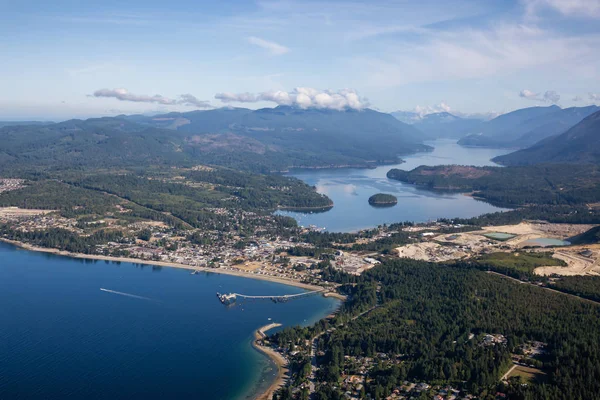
[
  {"left": 2, "top": 103, "right": 599, "bottom": 174},
  {"left": 0, "top": 106, "right": 428, "bottom": 173},
  {"left": 458, "top": 105, "right": 599, "bottom": 148},
  {"left": 392, "top": 106, "right": 599, "bottom": 148},
  {"left": 493, "top": 110, "right": 600, "bottom": 165},
  {"left": 0, "top": 121, "right": 53, "bottom": 128}
]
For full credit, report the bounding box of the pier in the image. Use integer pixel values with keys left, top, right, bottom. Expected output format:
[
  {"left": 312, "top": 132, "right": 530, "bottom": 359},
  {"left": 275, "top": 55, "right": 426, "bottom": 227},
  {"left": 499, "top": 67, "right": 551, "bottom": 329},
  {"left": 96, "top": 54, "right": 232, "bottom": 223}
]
[{"left": 217, "top": 289, "right": 325, "bottom": 305}]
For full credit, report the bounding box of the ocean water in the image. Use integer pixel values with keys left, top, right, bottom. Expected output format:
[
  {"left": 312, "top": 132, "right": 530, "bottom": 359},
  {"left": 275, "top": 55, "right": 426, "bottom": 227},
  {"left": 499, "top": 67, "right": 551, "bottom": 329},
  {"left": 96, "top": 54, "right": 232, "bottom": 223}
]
[
  {"left": 0, "top": 242, "right": 339, "bottom": 399},
  {"left": 278, "top": 140, "right": 512, "bottom": 232}
]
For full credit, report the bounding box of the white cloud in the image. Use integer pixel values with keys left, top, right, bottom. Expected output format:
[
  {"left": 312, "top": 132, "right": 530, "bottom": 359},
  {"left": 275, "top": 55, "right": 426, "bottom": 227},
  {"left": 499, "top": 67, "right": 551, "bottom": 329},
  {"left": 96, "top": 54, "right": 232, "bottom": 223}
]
[
  {"left": 214, "top": 88, "right": 369, "bottom": 110},
  {"left": 543, "top": 90, "right": 561, "bottom": 103},
  {"left": 414, "top": 102, "right": 452, "bottom": 117},
  {"left": 178, "top": 93, "right": 214, "bottom": 108},
  {"left": 590, "top": 93, "right": 600, "bottom": 101},
  {"left": 399, "top": 102, "right": 497, "bottom": 120},
  {"left": 524, "top": 0, "right": 600, "bottom": 18},
  {"left": 214, "top": 92, "right": 258, "bottom": 103},
  {"left": 358, "top": 24, "right": 600, "bottom": 89},
  {"left": 519, "top": 89, "right": 560, "bottom": 103},
  {"left": 572, "top": 95, "right": 583, "bottom": 101},
  {"left": 92, "top": 88, "right": 212, "bottom": 108},
  {"left": 519, "top": 89, "right": 539, "bottom": 100},
  {"left": 246, "top": 36, "right": 290, "bottom": 55}
]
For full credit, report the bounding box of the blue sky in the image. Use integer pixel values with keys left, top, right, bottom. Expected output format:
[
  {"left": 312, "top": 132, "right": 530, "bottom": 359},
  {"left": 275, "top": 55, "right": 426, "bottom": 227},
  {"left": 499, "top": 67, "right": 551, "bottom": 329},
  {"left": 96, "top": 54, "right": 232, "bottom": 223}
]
[{"left": 1, "top": 0, "right": 600, "bottom": 120}]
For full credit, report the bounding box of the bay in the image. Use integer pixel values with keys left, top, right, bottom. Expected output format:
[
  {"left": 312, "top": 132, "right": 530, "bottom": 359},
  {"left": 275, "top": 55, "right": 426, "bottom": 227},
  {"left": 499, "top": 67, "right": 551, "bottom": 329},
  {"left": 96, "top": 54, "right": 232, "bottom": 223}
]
[
  {"left": 0, "top": 242, "right": 339, "bottom": 400},
  {"left": 278, "top": 140, "right": 512, "bottom": 232}
]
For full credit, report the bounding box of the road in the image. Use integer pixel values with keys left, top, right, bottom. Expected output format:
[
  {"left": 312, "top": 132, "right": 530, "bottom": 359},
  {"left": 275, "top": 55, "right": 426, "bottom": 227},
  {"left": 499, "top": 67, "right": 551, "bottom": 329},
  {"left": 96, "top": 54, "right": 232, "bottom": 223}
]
[{"left": 501, "top": 364, "right": 518, "bottom": 381}]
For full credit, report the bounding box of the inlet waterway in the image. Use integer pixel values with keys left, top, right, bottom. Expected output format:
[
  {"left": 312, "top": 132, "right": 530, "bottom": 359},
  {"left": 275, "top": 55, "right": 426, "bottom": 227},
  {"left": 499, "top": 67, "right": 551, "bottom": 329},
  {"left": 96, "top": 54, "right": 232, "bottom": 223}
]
[
  {"left": 278, "top": 139, "right": 512, "bottom": 232},
  {"left": 0, "top": 242, "right": 339, "bottom": 400}
]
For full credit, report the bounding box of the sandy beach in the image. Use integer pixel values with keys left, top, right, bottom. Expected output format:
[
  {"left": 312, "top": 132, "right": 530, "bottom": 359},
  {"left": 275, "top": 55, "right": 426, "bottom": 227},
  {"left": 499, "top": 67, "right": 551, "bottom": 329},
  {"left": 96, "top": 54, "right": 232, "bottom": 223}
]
[{"left": 253, "top": 323, "right": 288, "bottom": 400}]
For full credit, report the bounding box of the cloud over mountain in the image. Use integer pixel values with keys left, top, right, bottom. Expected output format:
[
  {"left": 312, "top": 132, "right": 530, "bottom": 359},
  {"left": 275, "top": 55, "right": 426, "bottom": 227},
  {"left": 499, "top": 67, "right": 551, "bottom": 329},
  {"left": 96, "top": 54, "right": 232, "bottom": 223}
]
[
  {"left": 519, "top": 89, "right": 560, "bottom": 103},
  {"left": 214, "top": 88, "right": 369, "bottom": 110},
  {"left": 92, "top": 88, "right": 212, "bottom": 108}
]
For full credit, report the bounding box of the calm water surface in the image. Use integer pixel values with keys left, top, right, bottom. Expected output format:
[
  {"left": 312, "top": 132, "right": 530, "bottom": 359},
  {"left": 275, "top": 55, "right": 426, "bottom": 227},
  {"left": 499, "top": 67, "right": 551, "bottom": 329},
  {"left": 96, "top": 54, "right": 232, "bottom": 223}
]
[
  {"left": 278, "top": 140, "right": 512, "bottom": 232},
  {"left": 521, "top": 238, "right": 571, "bottom": 247},
  {"left": 0, "top": 243, "right": 338, "bottom": 399}
]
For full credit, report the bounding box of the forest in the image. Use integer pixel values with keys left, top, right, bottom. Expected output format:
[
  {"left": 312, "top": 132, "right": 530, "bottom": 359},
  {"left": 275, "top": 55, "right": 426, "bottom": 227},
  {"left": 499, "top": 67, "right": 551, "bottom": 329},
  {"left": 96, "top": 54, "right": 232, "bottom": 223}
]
[
  {"left": 0, "top": 109, "right": 428, "bottom": 173},
  {"left": 368, "top": 193, "right": 398, "bottom": 205},
  {"left": 387, "top": 164, "right": 600, "bottom": 207},
  {"left": 0, "top": 167, "right": 330, "bottom": 234},
  {"left": 272, "top": 259, "right": 600, "bottom": 400},
  {"left": 549, "top": 276, "right": 600, "bottom": 303},
  {"left": 470, "top": 252, "right": 566, "bottom": 280}
]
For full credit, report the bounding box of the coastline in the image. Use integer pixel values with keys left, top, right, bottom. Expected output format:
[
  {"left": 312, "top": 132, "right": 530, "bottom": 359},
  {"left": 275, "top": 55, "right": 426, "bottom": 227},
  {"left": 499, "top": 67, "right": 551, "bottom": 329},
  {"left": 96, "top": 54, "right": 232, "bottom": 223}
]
[
  {"left": 0, "top": 238, "right": 324, "bottom": 292},
  {"left": 252, "top": 323, "right": 288, "bottom": 400},
  {"left": 0, "top": 239, "right": 344, "bottom": 400}
]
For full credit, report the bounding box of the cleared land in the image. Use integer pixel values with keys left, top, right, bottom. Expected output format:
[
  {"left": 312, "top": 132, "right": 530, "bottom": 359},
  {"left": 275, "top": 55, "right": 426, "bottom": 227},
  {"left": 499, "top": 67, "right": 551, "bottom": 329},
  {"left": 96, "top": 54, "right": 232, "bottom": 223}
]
[
  {"left": 0, "top": 207, "right": 54, "bottom": 218},
  {"left": 535, "top": 246, "right": 600, "bottom": 276},
  {"left": 395, "top": 222, "right": 600, "bottom": 277},
  {"left": 507, "top": 365, "right": 547, "bottom": 384},
  {"left": 396, "top": 242, "right": 468, "bottom": 262}
]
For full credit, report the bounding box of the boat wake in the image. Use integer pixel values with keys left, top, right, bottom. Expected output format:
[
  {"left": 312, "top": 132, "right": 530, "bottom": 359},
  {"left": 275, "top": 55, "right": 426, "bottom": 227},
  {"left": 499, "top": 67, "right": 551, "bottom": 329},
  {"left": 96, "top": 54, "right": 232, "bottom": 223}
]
[{"left": 100, "top": 288, "right": 152, "bottom": 301}]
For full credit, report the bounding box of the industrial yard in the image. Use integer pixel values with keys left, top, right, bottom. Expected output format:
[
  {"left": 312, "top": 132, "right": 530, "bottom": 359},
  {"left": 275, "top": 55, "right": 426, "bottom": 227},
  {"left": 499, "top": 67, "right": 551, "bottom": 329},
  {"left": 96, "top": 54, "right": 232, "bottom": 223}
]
[{"left": 395, "top": 222, "right": 600, "bottom": 276}]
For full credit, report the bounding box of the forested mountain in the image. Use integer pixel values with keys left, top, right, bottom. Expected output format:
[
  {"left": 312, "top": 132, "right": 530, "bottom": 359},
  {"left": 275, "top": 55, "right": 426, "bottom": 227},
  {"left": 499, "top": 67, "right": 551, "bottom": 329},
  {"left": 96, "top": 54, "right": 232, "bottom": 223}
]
[
  {"left": 0, "top": 107, "right": 429, "bottom": 173},
  {"left": 458, "top": 105, "right": 599, "bottom": 148},
  {"left": 0, "top": 121, "right": 53, "bottom": 128},
  {"left": 0, "top": 117, "right": 194, "bottom": 172},
  {"left": 493, "top": 110, "right": 600, "bottom": 165},
  {"left": 140, "top": 105, "right": 429, "bottom": 165},
  {"left": 387, "top": 164, "right": 600, "bottom": 207}
]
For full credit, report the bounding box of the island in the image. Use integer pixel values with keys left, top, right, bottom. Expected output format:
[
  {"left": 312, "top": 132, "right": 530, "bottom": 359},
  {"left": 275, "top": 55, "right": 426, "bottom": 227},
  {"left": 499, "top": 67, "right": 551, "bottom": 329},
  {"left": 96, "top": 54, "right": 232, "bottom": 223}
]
[{"left": 368, "top": 193, "right": 398, "bottom": 206}]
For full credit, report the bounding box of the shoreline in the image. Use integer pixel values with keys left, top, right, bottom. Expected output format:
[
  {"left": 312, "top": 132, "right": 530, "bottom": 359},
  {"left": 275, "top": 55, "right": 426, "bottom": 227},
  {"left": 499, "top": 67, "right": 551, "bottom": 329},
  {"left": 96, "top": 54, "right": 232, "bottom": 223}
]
[
  {"left": 0, "top": 238, "right": 324, "bottom": 292},
  {"left": 252, "top": 323, "right": 288, "bottom": 400},
  {"left": 0, "top": 239, "right": 344, "bottom": 400}
]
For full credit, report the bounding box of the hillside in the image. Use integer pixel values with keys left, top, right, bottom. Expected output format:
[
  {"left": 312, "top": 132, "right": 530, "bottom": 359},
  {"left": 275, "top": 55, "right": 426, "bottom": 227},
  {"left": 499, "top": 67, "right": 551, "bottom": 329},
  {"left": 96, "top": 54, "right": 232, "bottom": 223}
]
[
  {"left": 569, "top": 226, "right": 600, "bottom": 245},
  {"left": 458, "top": 105, "right": 599, "bottom": 148},
  {"left": 0, "top": 117, "right": 191, "bottom": 171},
  {"left": 493, "top": 110, "right": 600, "bottom": 165},
  {"left": 0, "top": 107, "right": 430, "bottom": 173},
  {"left": 386, "top": 164, "right": 600, "bottom": 207},
  {"left": 143, "top": 106, "right": 429, "bottom": 166},
  {"left": 0, "top": 121, "right": 53, "bottom": 128}
]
